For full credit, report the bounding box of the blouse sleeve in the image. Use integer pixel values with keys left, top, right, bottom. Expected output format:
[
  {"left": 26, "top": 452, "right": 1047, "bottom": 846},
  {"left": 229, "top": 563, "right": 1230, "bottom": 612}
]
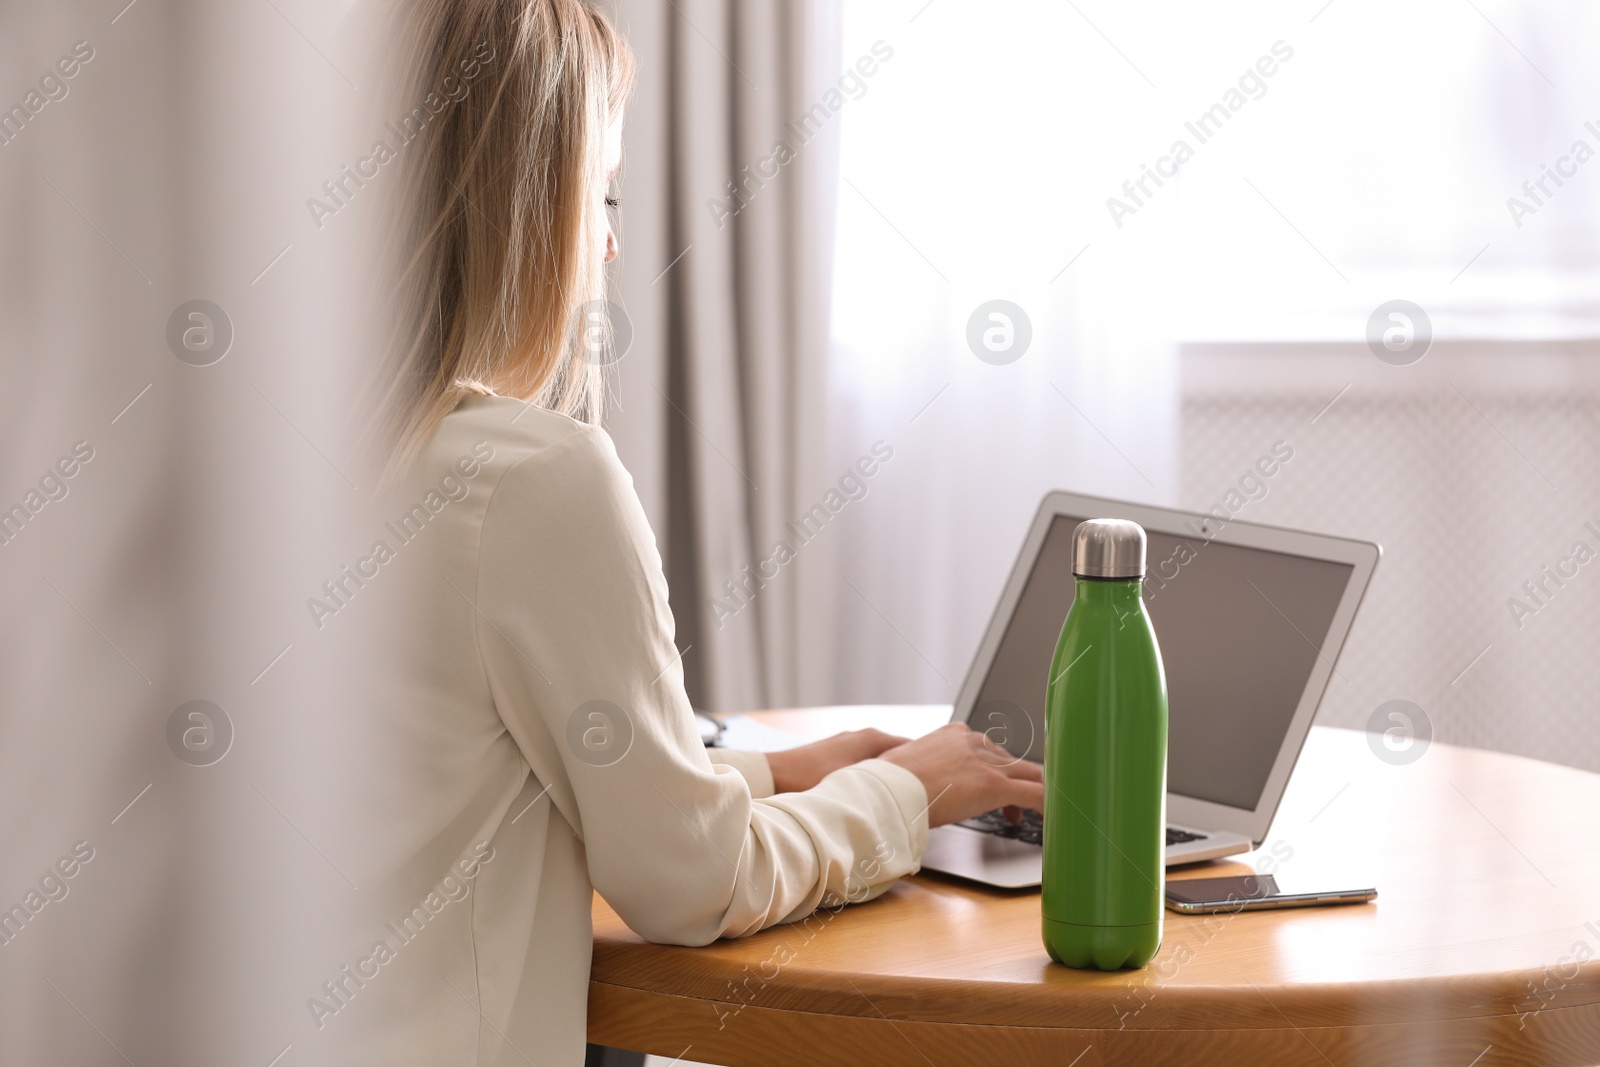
[
  {"left": 707, "top": 749, "right": 776, "bottom": 798},
  {"left": 472, "top": 423, "right": 928, "bottom": 945}
]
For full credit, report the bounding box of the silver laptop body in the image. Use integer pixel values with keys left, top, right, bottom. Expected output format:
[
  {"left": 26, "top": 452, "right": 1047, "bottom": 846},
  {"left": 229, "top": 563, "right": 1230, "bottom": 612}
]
[{"left": 921, "top": 491, "right": 1380, "bottom": 888}]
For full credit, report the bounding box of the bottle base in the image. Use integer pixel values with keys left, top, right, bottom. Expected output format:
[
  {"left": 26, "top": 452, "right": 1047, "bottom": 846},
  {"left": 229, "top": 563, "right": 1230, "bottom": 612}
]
[{"left": 1043, "top": 917, "right": 1162, "bottom": 970}]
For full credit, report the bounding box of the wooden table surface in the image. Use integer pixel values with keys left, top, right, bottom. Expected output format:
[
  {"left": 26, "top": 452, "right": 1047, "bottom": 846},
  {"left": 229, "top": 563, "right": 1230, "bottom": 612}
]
[{"left": 588, "top": 705, "right": 1600, "bottom": 1066}]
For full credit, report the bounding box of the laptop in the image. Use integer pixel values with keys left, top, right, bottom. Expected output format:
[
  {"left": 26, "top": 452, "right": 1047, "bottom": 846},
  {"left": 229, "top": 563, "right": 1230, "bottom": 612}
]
[{"left": 921, "top": 491, "right": 1380, "bottom": 888}]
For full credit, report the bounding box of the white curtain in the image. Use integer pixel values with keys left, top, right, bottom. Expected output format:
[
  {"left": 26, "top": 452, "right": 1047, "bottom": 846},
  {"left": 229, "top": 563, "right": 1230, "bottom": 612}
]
[
  {"left": 822, "top": 0, "right": 1600, "bottom": 777},
  {"left": 823, "top": 1, "right": 1185, "bottom": 704}
]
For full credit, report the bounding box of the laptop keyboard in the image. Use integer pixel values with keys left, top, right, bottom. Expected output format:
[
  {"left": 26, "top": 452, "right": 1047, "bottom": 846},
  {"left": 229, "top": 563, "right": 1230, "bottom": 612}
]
[{"left": 956, "top": 808, "right": 1208, "bottom": 849}]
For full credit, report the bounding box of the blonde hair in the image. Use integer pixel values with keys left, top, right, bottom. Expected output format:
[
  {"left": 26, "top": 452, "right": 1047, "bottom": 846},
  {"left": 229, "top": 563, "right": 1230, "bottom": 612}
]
[{"left": 364, "top": 0, "right": 634, "bottom": 483}]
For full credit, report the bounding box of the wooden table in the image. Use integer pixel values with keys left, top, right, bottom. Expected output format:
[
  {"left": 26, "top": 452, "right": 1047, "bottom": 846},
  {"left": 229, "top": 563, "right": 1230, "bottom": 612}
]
[{"left": 588, "top": 706, "right": 1600, "bottom": 1066}]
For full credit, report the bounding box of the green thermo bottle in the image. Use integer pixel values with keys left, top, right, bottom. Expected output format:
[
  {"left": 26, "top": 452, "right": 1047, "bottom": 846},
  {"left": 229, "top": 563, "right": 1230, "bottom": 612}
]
[{"left": 1042, "top": 519, "right": 1169, "bottom": 970}]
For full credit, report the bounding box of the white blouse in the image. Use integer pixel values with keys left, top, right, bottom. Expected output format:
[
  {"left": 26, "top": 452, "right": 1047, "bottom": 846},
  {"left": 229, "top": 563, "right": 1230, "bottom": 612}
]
[{"left": 336, "top": 394, "right": 929, "bottom": 1066}]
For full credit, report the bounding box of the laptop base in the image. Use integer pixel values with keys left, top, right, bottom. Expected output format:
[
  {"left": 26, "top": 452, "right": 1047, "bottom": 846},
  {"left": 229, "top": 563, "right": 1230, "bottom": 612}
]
[{"left": 921, "top": 823, "right": 1252, "bottom": 889}]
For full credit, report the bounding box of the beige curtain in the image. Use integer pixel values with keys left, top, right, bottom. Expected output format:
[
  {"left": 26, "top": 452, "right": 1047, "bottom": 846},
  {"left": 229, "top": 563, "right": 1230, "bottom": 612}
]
[
  {"left": 604, "top": 0, "right": 842, "bottom": 712},
  {"left": 0, "top": 1, "right": 375, "bottom": 1062}
]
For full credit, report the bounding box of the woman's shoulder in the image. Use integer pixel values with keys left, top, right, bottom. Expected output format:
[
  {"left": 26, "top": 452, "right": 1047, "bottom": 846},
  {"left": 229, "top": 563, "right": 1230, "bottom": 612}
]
[
  {"left": 418, "top": 392, "right": 632, "bottom": 509},
  {"left": 408, "top": 394, "right": 653, "bottom": 569},
  {"left": 424, "top": 391, "right": 612, "bottom": 463}
]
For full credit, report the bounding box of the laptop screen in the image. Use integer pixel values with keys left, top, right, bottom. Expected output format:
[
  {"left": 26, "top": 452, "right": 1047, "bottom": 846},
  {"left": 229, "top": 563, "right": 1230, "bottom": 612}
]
[{"left": 972, "top": 514, "right": 1355, "bottom": 811}]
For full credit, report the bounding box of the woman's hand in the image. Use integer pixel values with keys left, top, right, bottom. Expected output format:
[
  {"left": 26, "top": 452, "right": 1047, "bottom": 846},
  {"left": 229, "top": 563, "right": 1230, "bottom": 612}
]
[
  {"left": 763, "top": 728, "right": 910, "bottom": 793},
  {"left": 878, "top": 723, "right": 1045, "bottom": 827}
]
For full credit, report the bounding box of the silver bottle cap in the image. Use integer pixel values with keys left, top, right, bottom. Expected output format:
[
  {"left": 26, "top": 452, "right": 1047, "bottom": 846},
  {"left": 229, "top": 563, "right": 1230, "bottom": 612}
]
[{"left": 1072, "top": 519, "right": 1146, "bottom": 579}]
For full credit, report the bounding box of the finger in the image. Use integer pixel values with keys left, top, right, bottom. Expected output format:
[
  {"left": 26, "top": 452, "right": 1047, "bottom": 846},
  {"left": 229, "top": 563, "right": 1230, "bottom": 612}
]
[
  {"left": 1000, "top": 757, "right": 1044, "bottom": 782},
  {"left": 998, "top": 777, "right": 1046, "bottom": 812}
]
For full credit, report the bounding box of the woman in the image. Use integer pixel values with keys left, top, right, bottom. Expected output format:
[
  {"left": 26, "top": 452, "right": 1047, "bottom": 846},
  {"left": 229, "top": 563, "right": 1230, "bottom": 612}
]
[{"left": 354, "top": 2, "right": 1043, "bottom": 1063}]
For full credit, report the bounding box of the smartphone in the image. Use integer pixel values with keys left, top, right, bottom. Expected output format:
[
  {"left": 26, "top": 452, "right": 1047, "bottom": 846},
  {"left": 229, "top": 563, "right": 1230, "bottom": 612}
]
[{"left": 1164, "top": 873, "right": 1377, "bottom": 914}]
